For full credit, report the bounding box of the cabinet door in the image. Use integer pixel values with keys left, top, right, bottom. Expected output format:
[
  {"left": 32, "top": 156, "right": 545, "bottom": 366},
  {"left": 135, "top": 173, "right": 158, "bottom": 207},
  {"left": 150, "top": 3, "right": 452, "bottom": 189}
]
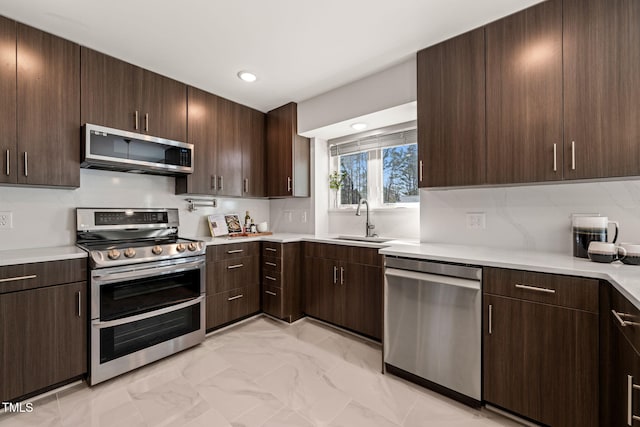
[
  {"left": 243, "top": 107, "right": 266, "bottom": 197},
  {"left": 484, "top": 294, "right": 598, "bottom": 427},
  {"left": 266, "top": 103, "right": 292, "bottom": 197},
  {"left": 216, "top": 97, "right": 242, "bottom": 197},
  {"left": 80, "top": 47, "right": 141, "bottom": 133},
  {"left": 0, "top": 282, "right": 86, "bottom": 402},
  {"left": 176, "top": 86, "right": 218, "bottom": 195},
  {"left": 304, "top": 257, "right": 341, "bottom": 324},
  {"left": 417, "top": 28, "right": 486, "bottom": 187},
  {"left": 342, "top": 263, "right": 382, "bottom": 340},
  {"left": 17, "top": 24, "right": 80, "bottom": 187},
  {"left": 486, "top": 0, "right": 563, "bottom": 184},
  {"left": 0, "top": 16, "right": 16, "bottom": 185},
  {"left": 564, "top": 0, "right": 640, "bottom": 179},
  {"left": 140, "top": 69, "right": 187, "bottom": 142},
  {"left": 610, "top": 317, "right": 640, "bottom": 427}
]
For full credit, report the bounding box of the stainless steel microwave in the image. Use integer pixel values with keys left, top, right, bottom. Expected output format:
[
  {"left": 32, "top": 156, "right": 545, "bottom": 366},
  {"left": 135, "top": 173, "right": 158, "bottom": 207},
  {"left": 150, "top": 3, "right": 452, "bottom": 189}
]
[{"left": 81, "top": 124, "right": 194, "bottom": 175}]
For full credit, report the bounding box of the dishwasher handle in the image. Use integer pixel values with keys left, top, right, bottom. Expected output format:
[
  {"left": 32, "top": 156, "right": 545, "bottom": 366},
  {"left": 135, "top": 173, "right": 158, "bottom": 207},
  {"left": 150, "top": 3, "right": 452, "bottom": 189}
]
[{"left": 385, "top": 268, "right": 481, "bottom": 291}]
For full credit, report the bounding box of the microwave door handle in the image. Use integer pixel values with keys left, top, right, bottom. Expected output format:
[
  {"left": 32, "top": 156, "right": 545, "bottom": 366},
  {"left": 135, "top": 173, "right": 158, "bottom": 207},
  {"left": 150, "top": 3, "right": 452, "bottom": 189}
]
[
  {"left": 93, "top": 296, "right": 204, "bottom": 328},
  {"left": 92, "top": 260, "right": 204, "bottom": 285}
]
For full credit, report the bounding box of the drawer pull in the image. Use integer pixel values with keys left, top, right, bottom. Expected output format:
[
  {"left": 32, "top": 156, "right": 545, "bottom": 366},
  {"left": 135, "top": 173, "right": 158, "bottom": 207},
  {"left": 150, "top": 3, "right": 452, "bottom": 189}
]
[
  {"left": 0, "top": 274, "right": 37, "bottom": 283},
  {"left": 628, "top": 375, "right": 640, "bottom": 425},
  {"left": 515, "top": 284, "right": 556, "bottom": 294},
  {"left": 613, "top": 310, "right": 639, "bottom": 327},
  {"left": 265, "top": 247, "right": 277, "bottom": 252},
  {"left": 265, "top": 290, "right": 277, "bottom": 296},
  {"left": 227, "top": 264, "right": 244, "bottom": 270},
  {"left": 227, "top": 294, "right": 244, "bottom": 301},
  {"left": 227, "top": 249, "right": 244, "bottom": 254},
  {"left": 265, "top": 262, "right": 277, "bottom": 267},
  {"left": 265, "top": 275, "right": 277, "bottom": 281},
  {"left": 77, "top": 291, "right": 82, "bottom": 318},
  {"left": 488, "top": 304, "right": 493, "bottom": 335},
  {"left": 340, "top": 266, "right": 344, "bottom": 285}
]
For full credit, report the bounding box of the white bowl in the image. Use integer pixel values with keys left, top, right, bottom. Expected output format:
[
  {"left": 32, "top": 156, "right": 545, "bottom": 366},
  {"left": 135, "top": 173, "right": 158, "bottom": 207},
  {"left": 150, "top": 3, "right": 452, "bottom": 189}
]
[{"left": 256, "top": 222, "right": 268, "bottom": 233}]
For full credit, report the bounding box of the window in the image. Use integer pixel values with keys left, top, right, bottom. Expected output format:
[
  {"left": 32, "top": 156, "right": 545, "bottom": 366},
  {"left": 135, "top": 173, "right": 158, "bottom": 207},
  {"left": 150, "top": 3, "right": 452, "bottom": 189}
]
[{"left": 329, "top": 127, "right": 418, "bottom": 209}]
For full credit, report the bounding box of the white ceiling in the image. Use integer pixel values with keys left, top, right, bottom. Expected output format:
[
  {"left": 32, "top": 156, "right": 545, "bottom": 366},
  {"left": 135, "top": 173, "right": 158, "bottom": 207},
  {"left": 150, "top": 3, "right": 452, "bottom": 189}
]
[{"left": 0, "top": 0, "right": 544, "bottom": 112}]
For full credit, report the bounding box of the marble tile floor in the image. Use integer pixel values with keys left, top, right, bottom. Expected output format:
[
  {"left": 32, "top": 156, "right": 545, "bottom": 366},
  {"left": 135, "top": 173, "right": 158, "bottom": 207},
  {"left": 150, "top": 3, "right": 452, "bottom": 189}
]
[{"left": 0, "top": 316, "right": 524, "bottom": 427}]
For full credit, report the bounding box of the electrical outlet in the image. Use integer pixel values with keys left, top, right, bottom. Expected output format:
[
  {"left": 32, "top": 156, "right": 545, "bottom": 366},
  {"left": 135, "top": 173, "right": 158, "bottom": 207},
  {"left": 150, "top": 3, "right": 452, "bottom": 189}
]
[
  {"left": 301, "top": 211, "right": 308, "bottom": 223},
  {"left": 0, "top": 211, "right": 13, "bottom": 229},
  {"left": 466, "top": 212, "right": 486, "bottom": 230}
]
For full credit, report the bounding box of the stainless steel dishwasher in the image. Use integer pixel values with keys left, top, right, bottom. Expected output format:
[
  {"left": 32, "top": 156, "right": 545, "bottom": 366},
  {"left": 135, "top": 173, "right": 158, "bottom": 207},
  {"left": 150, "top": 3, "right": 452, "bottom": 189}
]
[{"left": 384, "top": 256, "right": 482, "bottom": 406}]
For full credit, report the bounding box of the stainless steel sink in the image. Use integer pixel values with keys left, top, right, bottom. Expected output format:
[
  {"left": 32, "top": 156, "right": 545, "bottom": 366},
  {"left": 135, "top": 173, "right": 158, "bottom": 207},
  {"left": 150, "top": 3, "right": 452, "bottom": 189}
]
[{"left": 336, "top": 235, "right": 394, "bottom": 243}]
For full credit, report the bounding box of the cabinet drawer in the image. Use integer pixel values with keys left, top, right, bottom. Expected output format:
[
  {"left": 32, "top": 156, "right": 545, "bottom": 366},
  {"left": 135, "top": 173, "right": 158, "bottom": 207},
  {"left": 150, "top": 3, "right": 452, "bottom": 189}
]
[
  {"left": 263, "top": 256, "right": 281, "bottom": 273},
  {"left": 0, "top": 259, "right": 86, "bottom": 294},
  {"left": 207, "top": 285, "right": 259, "bottom": 329},
  {"left": 262, "top": 284, "right": 283, "bottom": 319},
  {"left": 217, "top": 242, "right": 259, "bottom": 260},
  {"left": 484, "top": 267, "right": 598, "bottom": 313},
  {"left": 611, "top": 286, "right": 640, "bottom": 352},
  {"left": 262, "top": 243, "right": 281, "bottom": 258},
  {"left": 262, "top": 271, "right": 281, "bottom": 288},
  {"left": 208, "top": 256, "right": 258, "bottom": 294}
]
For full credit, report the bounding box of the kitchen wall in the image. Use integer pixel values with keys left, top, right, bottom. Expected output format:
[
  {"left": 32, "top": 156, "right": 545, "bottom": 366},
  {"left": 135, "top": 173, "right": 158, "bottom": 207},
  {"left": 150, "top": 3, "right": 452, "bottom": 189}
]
[
  {"left": 0, "top": 169, "right": 270, "bottom": 251},
  {"left": 420, "top": 179, "right": 640, "bottom": 254},
  {"left": 328, "top": 208, "right": 420, "bottom": 240}
]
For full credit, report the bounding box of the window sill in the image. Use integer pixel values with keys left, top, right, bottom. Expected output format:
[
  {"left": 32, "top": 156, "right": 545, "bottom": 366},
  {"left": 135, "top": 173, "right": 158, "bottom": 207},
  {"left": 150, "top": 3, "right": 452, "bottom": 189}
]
[{"left": 328, "top": 206, "right": 419, "bottom": 214}]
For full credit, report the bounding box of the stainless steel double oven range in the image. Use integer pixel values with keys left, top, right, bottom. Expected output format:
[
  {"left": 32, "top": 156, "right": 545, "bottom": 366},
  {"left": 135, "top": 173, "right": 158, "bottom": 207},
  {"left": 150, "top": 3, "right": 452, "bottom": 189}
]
[{"left": 76, "top": 208, "right": 206, "bottom": 385}]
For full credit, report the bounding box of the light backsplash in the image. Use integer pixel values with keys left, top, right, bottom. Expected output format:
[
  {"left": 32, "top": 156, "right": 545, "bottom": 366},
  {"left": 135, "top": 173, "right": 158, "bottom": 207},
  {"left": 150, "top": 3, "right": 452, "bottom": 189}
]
[
  {"left": 0, "top": 169, "right": 270, "bottom": 251},
  {"left": 420, "top": 179, "right": 640, "bottom": 254},
  {"left": 328, "top": 209, "right": 420, "bottom": 240}
]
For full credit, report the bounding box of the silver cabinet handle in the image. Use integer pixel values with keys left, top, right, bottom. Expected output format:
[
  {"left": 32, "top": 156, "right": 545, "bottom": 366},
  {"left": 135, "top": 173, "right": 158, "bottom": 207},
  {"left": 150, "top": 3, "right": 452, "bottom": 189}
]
[
  {"left": 265, "top": 275, "right": 277, "bottom": 281},
  {"left": 0, "top": 274, "right": 37, "bottom": 283},
  {"left": 553, "top": 143, "right": 557, "bottom": 172},
  {"left": 340, "top": 266, "right": 344, "bottom": 285},
  {"left": 333, "top": 265, "right": 338, "bottom": 284},
  {"left": 227, "top": 294, "right": 243, "bottom": 301},
  {"left": 23, "top": 152, "right": 28, "bottom": 177},
  {"left": 613, "top": 310, "right": 639, "bottom": 327},
  {"left": 571, "top": 140, "right": 576, "bottom": 171},
  {"left": 211, "top": 175, "right": 217, "bottom": 189},
  {"left": 244, "top": 178, "right": 249, "bottom": 194},
  {"left": 134, "top": 111, "right": 139, "bottom": 130},
  {"left": 419, "top": 160, "right": 423, "bottom": 182},
  {"left": 145, "top": 113, "right": 149, "bottom": 132},
  {"left": 5, "top": 149, "right": 9, "bottom": 176},
  {"left": 218, "top": 175, "right": 224, "bottom": 191},
  {"left": 287, "top": 176, "right": 292, "bottom": 192},
  {"left": 265, "top": 262, "right": 277, "bottom": 267},
  {"left": 77, "top": 291, "right": 82, "bottom": 318},
  {"left": 265, "top": 290, "right": 277, "bottom": 296},
  {"left": 227, "top": 249, "right": 244, "bottom": 254},
  {"left": 628, "top": 375, "right": 640, "bottom": 425},
  {"left": 488, "top": 304, "right": 493, "bottom": 335},
  {"left": 265, "top": 247, "right": 277, "bottom": 252},
  {"left": 515, "top": 284, "right": 556, "bottom": 294},
  {"left": 227, "top": 263, "right": 244, "bottom": 269}
]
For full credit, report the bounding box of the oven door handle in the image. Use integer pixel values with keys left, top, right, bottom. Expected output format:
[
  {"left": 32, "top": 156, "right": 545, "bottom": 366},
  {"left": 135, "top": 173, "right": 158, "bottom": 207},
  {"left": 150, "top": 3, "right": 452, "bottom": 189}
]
[
  {"left": 92, "top": 296, "right": 204, "bottom": 328},
  {"left": 92, "top": 260, "right": 204, "bottom": 285}
]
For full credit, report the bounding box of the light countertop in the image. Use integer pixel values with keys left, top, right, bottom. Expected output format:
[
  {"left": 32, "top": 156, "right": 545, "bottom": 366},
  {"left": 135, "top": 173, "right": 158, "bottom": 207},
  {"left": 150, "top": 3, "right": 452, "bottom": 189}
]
[{"left": 0, "top": 245, "right": 87, "bottom": 267}]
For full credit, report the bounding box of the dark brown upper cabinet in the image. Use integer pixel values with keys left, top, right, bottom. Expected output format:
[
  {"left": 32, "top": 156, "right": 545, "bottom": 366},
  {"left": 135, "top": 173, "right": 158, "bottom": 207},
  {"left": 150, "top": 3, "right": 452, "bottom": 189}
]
[
  {"left": 0, "top": 16, "right": 16, "bottom": 185},
  {"left": 81, "top": 47, "right": 187, "bottom": 142},
  {"left": 563, "top": 0, "right": 640, "bottom": 180},
  {"left": 266, "top": 102, "right": 310, "bottom": 197},
  {"left": 417, "top": 28, "right": 486, "bottom": 188},
  {"left": 242, "top": 107, "right": 266, "bottom": 197},
  {"left": 15, "top": 23, "right": 80, "bottom": 187},
  {"left": 485, "top": 0, "right": 563, "bottom": 185},
  {"left": 216, "top": 96, "right": 242, "bottom": 197}
]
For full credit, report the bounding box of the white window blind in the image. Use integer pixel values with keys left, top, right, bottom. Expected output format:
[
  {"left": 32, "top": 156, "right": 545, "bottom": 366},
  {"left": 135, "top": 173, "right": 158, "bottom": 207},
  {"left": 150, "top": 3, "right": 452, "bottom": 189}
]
[{"left": 329, "top": 128, "right": 417, "bottom": 157}]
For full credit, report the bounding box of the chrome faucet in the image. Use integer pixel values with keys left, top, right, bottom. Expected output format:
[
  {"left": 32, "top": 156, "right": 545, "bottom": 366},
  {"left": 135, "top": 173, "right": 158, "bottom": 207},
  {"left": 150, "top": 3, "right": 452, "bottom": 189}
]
[{"left": 355, "top": 198, "right": 377, "bottom": 238}]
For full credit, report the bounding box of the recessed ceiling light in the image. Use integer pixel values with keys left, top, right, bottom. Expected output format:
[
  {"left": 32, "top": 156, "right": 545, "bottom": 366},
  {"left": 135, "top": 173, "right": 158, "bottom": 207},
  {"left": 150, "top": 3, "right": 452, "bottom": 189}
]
[
  {"left": 351, "top": 123, "right": 367, "bottom": 131},
  {"left": 237, "top": 71, "right": 257, "bottom": 82}
]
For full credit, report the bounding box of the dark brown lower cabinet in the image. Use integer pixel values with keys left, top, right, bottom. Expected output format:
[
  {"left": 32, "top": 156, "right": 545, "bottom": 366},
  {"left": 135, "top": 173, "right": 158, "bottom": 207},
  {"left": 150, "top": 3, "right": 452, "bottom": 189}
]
[
  {"left": 260, "top": 242, "right": 303, "bottom": 323},
  {"left": 207, "top": 286, "right": 259, "bottom": 329},
  {"left": 483, "top": 268, "right": 599, "bottom": 426},
  {"left": 303, "top": 243, "right": 382, "bottom": 341},
  {"left": 0, "top": 281, "right": 87, "bottom": 402}
]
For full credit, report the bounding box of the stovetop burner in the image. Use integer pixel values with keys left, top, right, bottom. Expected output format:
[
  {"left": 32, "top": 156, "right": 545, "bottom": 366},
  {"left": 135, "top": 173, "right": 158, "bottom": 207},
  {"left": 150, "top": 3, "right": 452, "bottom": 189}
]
[{"left": 76, "top": 208, "right": 206, "bottom": 269}]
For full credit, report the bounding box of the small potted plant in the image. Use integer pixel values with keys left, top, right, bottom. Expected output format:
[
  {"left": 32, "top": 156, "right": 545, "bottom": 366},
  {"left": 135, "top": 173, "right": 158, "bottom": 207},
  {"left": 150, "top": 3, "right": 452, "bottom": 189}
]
[{"left": 329, "top": 170, "right": 347, "bottom": 209}]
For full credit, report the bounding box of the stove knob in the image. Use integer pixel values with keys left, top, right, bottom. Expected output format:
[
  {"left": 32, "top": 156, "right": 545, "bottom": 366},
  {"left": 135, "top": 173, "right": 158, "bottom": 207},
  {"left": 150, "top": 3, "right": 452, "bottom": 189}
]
[
  {"left": 152, "top": 245, "right": 163, "bottom": 255},
  {"left": 107, "top": 249, "right": 121, "bottom": 260},
  {"left": 176, "top": 243, "right": 186, "bottom": 253},
  {"left": 124, "top": 248, "right": 136, "bottom": 258},
  {"left": 187, "top": 242, "right": 198, "bottom": 251}
]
